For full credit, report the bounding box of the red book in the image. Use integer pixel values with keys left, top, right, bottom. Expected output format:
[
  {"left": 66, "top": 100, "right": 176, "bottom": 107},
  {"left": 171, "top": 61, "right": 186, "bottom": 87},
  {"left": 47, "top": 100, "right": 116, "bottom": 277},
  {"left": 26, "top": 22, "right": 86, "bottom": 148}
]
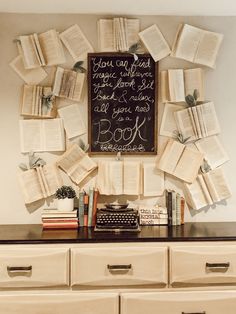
[
  {"left": 181, "top": 197, "right": 185, "bottom": 225},
  {"left": 83, "top": 193, "right": 89, "bottom": 226}
]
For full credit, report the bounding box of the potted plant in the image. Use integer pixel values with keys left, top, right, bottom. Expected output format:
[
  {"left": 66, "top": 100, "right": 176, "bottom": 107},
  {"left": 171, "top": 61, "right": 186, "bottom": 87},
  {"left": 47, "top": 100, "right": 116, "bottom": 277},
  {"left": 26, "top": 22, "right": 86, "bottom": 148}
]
[{"left": 55, "top": 185, "right": 76, "bottom": 212}]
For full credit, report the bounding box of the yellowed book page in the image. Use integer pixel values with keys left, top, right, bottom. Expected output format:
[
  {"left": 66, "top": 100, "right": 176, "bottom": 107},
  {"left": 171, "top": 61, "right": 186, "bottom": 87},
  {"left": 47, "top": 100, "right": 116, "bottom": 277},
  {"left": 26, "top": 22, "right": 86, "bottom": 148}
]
[
  {"left": 195, "top": 136, "right": 229, "bottom": 169},
  {"left": 72, "top": 73, "right": 85, "bottom": 101},
  {"left": 143, "top": 163, "right": 164, "bottom": 197},
  {"left": 70, "top": 155, "right": 97, "bottom": 185},
  {"left": 60, "top": 24, "right": 94, "bottom": 61},
  {"left": 138, "top": 24, "right": 171, "bottom": 62},
  {"left": 172, "top": 24, "right": 202, "bottom": 62},
  {"left": 19, "top": 35, "right": 41, "bottom": 69},
  {"left": 21, "top": 85, "right": 34, "bottom": 115},
  {"left": 36, "top": 166, "right": 48, "bottom": 198},
  {"left": 34, "top": 86, "right": 40, "bottom": 116},
  {"left": 192, "top": 106, "right": 202, "bottom": 138},
  {"left": 173, "top": 146, "right": 204, "bottom": 183},
  {"left": 125, "top": 18, "right": 140, "bottom": 49},
  {"left": 195, "top": 31, "right": 224, "bottom": 68},
  {"left": 42, "top": 164, "right": 63, "bottom": 196},
  {"left": 123, "top": 161, "right": 141, "bottom": 195},
  {"left": 38, "top": 29, "right": 66, "bottom": 66},
  {"left": 57, "top": 144, "right": 84, "bottom": 173},
  {"left": 109, "top": 161, "right": 123, "bottom": 195},
  {"left": 31, "top": 85, "right": 37, "bottom": 115},
  {"left": 196, "top": 105, "right": 207, "bottom": 137},
  {"left": 157, "top": 139, "right": 185, "bottom": 175},
  {"left": 203, "top": 168, "right": 231, "bottom": 203},
  {"left": 19, "top": 119, "right": 43, "bottom": 153},
  {"left": 174, "top": 108, "right": 196, "bottom": 141},
  {"left": 33, "top": 33, "right": 46, "bottom": 66},
  {"left": 67, "top": 71, "right": 77, "bottom": 99},
  {"left": 201, "top": 102, "right": 221, "bottom": 137},
  {"left": 119, "top": 17, "right": 127, "bottom": 52},
  {"left": 9, "top": 55, "right": 47, "bottom": 85},
  {"left": 58, "top": 104, "right": 86, "bottom": 139},
  {"left": 197, "top": 174, "right": 213, "bottom": 205},
  {"left": 96, "top": 161, "right": 111, "bottom": 195},
  {"left": 184, "top": 68, "right": 204, "bottom": 101},
  {"left": 168, "top": 69, "right": 185, "bottom": 102},
  {"left": 18, "top": 169, "right": 44, "bottom": 204},
  {"left": 59, "top": 70, "right": 69, "bottom": 98},
  {"left": 42, "top": 118, "right": 65, "bottom": 152},
  {"left": 160, "top": 103, "right": 185, "bottom": 137},
  {"left": 98, "top": 19, "right": 115, "bottom": 52},
  {"left": 160, "top": 71, "right": 170, "bottom": 103},
  {"left": 52, "top": 67, "right": 64, "bottom": 96},
  {"left": 183, "top": 176, "right": 209, "bottom": 210},
  {"left": 171, "top": 23, "right": 184, "bottom": 56}
]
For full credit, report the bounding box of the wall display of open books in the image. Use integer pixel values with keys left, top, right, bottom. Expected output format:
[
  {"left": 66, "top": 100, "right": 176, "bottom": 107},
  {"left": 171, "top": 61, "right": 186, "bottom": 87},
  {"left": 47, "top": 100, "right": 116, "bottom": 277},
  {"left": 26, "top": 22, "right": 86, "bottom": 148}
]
[{"left": 10, "top": 17, "right": 231, "bottom": 221}]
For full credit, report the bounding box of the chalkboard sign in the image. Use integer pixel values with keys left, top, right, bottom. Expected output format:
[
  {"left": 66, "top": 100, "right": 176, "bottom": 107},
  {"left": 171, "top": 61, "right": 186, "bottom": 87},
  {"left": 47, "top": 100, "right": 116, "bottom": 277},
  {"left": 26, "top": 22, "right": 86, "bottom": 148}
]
[{"left": 88, "top": 53, "right": 158, "bottom": 154}]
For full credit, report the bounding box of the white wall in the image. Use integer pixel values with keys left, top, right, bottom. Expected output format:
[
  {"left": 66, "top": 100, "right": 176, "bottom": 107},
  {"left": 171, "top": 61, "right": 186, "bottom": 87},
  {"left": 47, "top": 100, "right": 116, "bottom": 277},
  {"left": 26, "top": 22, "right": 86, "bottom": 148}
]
[{"left": 0, "top": 13, "right": 236, "bottom": 224}]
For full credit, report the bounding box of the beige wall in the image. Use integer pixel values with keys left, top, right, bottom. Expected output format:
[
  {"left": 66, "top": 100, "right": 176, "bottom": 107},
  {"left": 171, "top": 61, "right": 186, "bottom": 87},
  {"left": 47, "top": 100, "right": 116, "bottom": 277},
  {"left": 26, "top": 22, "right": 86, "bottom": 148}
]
[{"left": 0, "top": 13, "right": 235, "bottom": 224}]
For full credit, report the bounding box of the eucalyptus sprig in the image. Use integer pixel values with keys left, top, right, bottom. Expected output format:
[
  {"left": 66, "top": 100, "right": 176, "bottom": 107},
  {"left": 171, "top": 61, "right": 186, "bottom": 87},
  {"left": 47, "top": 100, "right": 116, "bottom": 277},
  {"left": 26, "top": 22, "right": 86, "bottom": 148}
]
[
  {"left": 13, "top": 38, "right": 21, "bottom": 44},
  {"left": 73, "top": 61, "right": 86, "bottom": 73},
  {"left": 173, "top": 130, "right": 191, "bottom": 144},
  {"left": 18, "top": 151, "right": 46, "bottom": 171},
  {"left": 128, "top": 42, "right": 142, "bottom": 61},
  {"left": 41, "top": 93, "right": 54, "bottom": 110},
  {"left": 200, "top": 160, "right": 212, "bottom": 174},
  {"left": 185, "top": 89, "right": 200, "bottom": 107}
]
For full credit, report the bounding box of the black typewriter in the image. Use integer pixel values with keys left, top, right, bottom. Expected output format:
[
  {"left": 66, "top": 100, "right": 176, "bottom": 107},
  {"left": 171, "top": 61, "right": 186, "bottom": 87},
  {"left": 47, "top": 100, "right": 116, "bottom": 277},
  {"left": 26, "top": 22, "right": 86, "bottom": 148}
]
[{"left": 95, "top": 204, "right": 140, "bottom": 232}]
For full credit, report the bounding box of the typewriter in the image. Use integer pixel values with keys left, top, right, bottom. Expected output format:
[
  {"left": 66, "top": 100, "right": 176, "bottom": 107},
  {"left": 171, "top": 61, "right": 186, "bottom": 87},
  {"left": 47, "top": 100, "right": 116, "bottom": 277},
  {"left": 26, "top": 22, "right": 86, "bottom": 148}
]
[{"left": 95, "top": 204, "right": 140, "bottom": 232}]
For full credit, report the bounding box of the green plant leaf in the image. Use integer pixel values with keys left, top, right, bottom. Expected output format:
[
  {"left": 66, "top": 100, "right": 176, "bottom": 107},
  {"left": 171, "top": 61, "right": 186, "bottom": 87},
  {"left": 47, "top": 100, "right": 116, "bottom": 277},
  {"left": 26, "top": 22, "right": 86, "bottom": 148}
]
[
  {"left": 193, "top": 89, "right": 200, "bottom": 101},
  {"left": 18, "top": 163, "right": 28, "bottom": 171},
  {"left": 73, "top": 61, "right": 86, "bottom": 73},
  {"left": 185, "top": 94, "right": 195, "bottom": 107}
]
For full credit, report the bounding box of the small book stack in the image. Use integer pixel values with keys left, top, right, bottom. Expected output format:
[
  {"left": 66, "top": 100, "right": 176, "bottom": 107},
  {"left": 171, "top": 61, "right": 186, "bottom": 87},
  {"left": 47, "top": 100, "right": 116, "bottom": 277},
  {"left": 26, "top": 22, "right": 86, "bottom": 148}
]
[
  {"left": 42, "top": 209, "right": 78, "bottom": 229},
  {"left": 139, "top": 206, "right": 168, "bottom": 226},
  {"left": 78, "top": 189, "right": 99, "bottom": 227},
  {"left": 165, "top": 190, "right": 185, "bottom": 226}
]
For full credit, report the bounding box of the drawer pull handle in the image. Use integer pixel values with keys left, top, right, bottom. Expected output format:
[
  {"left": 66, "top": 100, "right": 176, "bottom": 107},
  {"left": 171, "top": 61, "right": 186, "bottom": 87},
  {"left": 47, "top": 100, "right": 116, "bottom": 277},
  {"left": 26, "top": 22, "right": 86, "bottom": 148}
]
[
  {"left": 7, "top": 266, "right": 32, "bottom": 273},
  {"left": 182, "top": 312, "right": 206, "bottom": 314},
  {"left": 206, "top": 262, "right": 230, "bottom": 272},
  {"left": 107, "top": 264, "right": 132, "bottom": 271}
]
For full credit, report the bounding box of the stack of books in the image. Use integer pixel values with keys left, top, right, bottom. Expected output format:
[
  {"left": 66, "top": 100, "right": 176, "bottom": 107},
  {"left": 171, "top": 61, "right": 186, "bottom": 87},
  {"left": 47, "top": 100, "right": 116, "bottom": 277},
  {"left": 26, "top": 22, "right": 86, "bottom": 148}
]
[
  {"left": 78, "top": 188, "right": 99, "bottom": 227},
  {"left": 139, "top": 206, "right": 168, "bottom": 226},
  {"left": 165, "top": 190, "right": 185, "bottom": 226},
  {"left": 42, "top": 209, "right": 78, "bottom": 229}
]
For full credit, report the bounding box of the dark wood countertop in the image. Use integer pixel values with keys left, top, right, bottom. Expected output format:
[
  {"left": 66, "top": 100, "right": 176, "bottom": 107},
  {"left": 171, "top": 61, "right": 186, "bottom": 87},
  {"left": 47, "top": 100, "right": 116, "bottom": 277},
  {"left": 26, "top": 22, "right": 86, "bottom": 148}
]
[{"left": 0, "top": 222, "right": 236, "bottom": 244}]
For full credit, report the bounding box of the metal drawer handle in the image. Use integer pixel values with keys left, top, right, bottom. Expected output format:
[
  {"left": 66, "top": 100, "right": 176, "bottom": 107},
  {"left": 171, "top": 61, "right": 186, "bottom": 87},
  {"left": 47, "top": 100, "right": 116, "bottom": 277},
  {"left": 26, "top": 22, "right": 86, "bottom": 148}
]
[
  {"left": 182, "top": 312, "right": 206, "bottom": 314},
  {"left": 7, "top": 266, "right": 32, "bottom": 273},
  {"left": 206, "top": 262, "right": 230, "bottom": 272},
  {"left": 107, "top": 264, "right": 132, "bottom": 271}
]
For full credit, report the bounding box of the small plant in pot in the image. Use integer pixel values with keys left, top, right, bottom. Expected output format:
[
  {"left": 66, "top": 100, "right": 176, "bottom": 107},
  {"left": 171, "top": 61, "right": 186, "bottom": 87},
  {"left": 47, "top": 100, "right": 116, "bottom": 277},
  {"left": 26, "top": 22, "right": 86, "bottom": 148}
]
[{"left": 55, "top": 185, "right": 76, "bottom": 212}]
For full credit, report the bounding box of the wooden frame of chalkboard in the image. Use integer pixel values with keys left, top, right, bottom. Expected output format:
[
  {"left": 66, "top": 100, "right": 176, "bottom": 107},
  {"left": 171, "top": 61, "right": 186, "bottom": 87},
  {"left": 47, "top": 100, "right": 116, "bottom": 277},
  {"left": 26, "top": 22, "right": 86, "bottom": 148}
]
[{"left": 88, "top": 53, "right": 158, "bottom": 155}]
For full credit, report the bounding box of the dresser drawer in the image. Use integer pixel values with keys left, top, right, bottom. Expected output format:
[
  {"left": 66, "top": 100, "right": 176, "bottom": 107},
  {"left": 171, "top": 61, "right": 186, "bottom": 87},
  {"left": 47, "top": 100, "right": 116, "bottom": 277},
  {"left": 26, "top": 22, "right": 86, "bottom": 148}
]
[
  {"left": 0, "top": 248, "right": 69, "bottom": 288},
  {"left": 71, "top": 247, "right": 168, "bottom": 286},
  {"left": 120, "top": 291, "right": 236, "bottom": 314},
  {"left": 170, "top": 246, "right": 236, "bottom": 286},
  {"left": 0, "top": 292, "right": 119, "bottom": 314}
]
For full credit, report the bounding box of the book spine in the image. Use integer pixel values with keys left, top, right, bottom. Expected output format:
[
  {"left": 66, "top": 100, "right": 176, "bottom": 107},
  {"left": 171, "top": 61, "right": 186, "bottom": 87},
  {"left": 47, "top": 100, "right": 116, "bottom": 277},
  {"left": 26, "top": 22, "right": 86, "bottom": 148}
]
[
  {"left": 166, "top": 190, "right": 172, "bottom": 226},
  {"left": 83, "top": 193, "right": 89, "bottom": 227},
  {"left": 78, "top": 192, "right": 85, "bottom": 227},
  {"left": 181, "top": 197, "right": 185, "bottom": 225},
  {"left": 92, "top": 189, "right": 99, "bottom": 226},
  {"left": 176, "top": 193, "right": 181, "bottom": 226},
  {"left": 87, "top": 188, "right": 94, "bottom": 227},
  {"left": 171, "top": 191, "right": 177, "bottom": 226}
]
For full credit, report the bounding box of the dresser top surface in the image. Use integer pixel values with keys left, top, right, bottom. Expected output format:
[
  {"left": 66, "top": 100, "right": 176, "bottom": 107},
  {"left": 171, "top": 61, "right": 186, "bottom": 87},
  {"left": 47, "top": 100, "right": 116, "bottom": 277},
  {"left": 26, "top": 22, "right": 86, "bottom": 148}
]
[{"left": 0, "top": 222, "right": 236, "bottom": 244}]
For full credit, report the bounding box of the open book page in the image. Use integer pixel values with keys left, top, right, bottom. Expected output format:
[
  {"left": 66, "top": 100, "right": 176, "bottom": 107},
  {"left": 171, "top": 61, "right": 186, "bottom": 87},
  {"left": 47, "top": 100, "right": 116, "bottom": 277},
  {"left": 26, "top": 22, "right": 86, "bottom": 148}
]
[
  {"left": 184, "top": 68, "right": 204, "bottom": 101},
  {"left": 38, "top": 29, "right": 66, "bottom": 66},
  {"left": 174, "top": 108, "right": 196, "bottom": 141},
  {"left": 60, "top": 24, "right": 94, "bottom": 61},
  {"left": 203, "top": 168, "right": 231, "bottom": 203},
  {"left": 171, "top": 24, "right": 202, "bottom": 62},
  {"left": 197, "top": 174, "right": 213, "bottom": 205},
  {"left": 194, "top": 31, "right": 224, "bottom": 68},
  {"left": 160, "top": 71, "right": 170, "bottom": 103},
  {"left": 120, "top": 18, "right": 128, "bottom": 51},
  {"left": 168, "top": 69, "right": 185, "bottom": 102},
  {"left": 98, "top": 19, "right": 115, "bottom": 52},
  {"left": 143, "top": 163, "right": 164, "bottom": 197},
  {"left": 21, "top": 85, "right": 35, "bottom": 115},
  {"left": 200, "top": 102, "right": 221, "bottom": 137},
  {"left": 195, "top": 136, "right": 229, "bottom": 169},
  {"left": 33, "top": 33, "right": 46, "bottom": 66},
  {"left": 192, "top": 106, "right": 202, "bottom": 138},
  {"left": 19, "top": 119, "right": 43, "bottom": 153},
  {"left": 9, "top": 55, "right": 47, "bottom": 85},
  {"left": 19, "top": 35, "right": 41, "bottom": 69},
  {"left": 52, "top": 67, "right": 64, "bottom": 96},
  {"left": 41, "top": 164, "right": 63, "bottom": 196},
  {"left": 58, "top": 104, "right": 86, "bottom": 139},
  {"left": 18, "top": 169, "right": 44, "bottom": 204},
  {"left": 173, "top": 145, "right": 204, "bottom": 183},
  {"left": 183, "top": 176, "right": 210, "bottom": 210},
  {"left": 138, "top": 24, "right": 171, "bottom": 62},
  {"left": 42, "top": 118, "right": 65, "bottom": 152},
  {"left": 57, "top": 144, "right": 97, "bottom": 184},
  {"left": 157, "top": 139, "right": 185, "bottom": 175},
  {"left": 73, "top": 73, "right": 85, "bottom": 101},
  {"left": 96, "top": 161, "right": 111, "bottom": 195},
  {"left": 123, "top": 161, "right": 141, "bottom": 195},
  {"left": 36, "top": 167, "right": 47, "bottom": 198},
  {"left": 125, "top": 18, "right": 140, "bottom": 49},
  {"left": 160, "top": 103, "right": 185, "bottom": 137}
]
